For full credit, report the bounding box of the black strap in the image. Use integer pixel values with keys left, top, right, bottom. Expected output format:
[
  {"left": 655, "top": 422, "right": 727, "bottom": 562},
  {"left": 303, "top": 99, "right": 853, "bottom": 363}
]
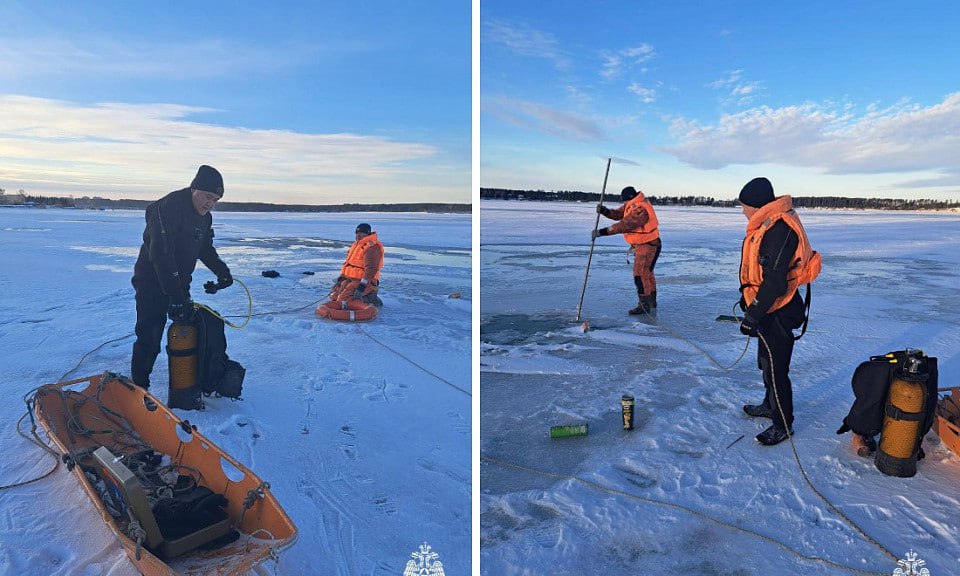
[
  {"left": 884, "top": 403, "right": 923, "bottom": 422},
  {"left": 166, "top": 346, "right": 198, "bottom": 357},
  {"left": 793, "top": 283, "right": 812, "bottom": 341}
]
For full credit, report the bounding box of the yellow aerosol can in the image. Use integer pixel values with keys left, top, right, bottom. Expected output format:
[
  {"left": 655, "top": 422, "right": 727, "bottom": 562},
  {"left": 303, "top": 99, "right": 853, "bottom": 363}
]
[
  {"left": 621, "top": 394, "right": 635, "bottom": 430},
  {"left": 875, "top": 355, "right": 928, "bottom": 477},
  {"left": 167, "top": 320, "right": 203, "bottom": 410}
]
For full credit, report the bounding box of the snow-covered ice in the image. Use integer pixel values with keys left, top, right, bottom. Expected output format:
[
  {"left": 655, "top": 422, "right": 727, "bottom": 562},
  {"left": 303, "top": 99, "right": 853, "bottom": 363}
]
[
  {"left": 0, "top": 207, "right": 471, "bottom": 575},
  {"left": 480, "top": 200, "right": 960, "bottom": 575}
]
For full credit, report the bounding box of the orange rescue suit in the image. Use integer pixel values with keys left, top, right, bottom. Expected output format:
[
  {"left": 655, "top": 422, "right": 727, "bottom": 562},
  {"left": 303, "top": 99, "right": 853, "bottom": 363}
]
[
  {"left": 609, "top": 193, "right": 659, "bottom": 245},
  {"left": 740, "top": 196, "right": 821, "bottom": 313},
  {"left": 341, "top": 232, "right": 384, "bottom": 282}
]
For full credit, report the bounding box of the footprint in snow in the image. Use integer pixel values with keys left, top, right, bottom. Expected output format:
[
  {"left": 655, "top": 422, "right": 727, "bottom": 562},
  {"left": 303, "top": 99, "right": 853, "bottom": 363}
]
[
  {"left": 338, "top": 424, "right": 357, "bottom": 460},
  {"left": 447, "top": 410, "right": 471, "bottom": 435},
  {"left": 216, "top": 414, "right": 262, "bottom": 442},
  {"left": 373, "top": 495, "right": 397, "bottom": 516}
]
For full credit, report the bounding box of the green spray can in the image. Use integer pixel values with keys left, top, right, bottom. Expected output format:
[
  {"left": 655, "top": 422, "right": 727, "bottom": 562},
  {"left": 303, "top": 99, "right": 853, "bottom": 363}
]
[{"left": 550, "top": 424, "right": 589, "bottom": 438}]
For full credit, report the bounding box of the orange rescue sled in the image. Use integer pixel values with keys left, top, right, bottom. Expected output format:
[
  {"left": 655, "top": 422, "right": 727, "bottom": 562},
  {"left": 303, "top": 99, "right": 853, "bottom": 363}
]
[
  {"left": 32, "top": 373, "right": 298, "bottom": 575},
  {"left": 935, "top": 386, "right": 960, "bottom": 459},
  {"left": 316, "top": 299, "right": 379, "bottom": 321}
]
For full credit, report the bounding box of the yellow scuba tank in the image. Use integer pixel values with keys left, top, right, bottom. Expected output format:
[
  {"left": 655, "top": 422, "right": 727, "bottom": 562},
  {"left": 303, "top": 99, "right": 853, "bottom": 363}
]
[
  {"left": 875, "top": 353, "right": 928, "bottom": 477},
  {"left": 166, "top": 320, "right": 203, "bottom": 410}
]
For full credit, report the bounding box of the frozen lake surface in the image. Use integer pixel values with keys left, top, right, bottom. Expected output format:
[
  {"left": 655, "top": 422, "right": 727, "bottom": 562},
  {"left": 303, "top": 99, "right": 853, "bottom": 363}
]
[
  {"left": 480, "top": 200, "right": 960, "bottom": 575},
  {"left": 0, "top": 207, "right": 471, "bottom": 575}
]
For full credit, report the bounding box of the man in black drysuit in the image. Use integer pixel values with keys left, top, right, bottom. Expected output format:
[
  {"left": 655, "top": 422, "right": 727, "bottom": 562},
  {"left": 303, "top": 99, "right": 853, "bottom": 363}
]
[
  {"left": 737, "top": 177, "right": 811, "bottom": 446},
  {"left": 130, "top": 165, "right": 233, "bottom": 389}
]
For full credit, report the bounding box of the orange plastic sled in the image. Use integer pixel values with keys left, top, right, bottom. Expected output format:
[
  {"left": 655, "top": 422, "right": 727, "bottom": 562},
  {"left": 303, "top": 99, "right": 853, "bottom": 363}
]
[
  {"left": 316, "top": 299, "right": 379, "bottom": 321},
  {"left": 935, "top": 387, "right": 960, "bottom": 459},
  {"left": 32, "top": 373, "right": 298, "bottom": 576}
]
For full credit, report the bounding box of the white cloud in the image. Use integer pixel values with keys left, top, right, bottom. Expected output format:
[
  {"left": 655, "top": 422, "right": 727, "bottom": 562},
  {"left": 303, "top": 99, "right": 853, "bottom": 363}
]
[
  {"left": 565, "top": 85, "right": 593, "bottom": 108},
  {"left": 0, "top": 95, "right": 467, "bottom": 203},
  {"left": 484, "top": 96, "right": 604, "bottom": 141},
  {"left": 708, "top": 70, "right": 763, "bottom": 107},
  {"left": 664, "top": 93, "right": 960, "bottom": 182},
  {"left": 482, "top": 20, "right": 567, "bottom": 68},
  {"left": 627, "top": 83, "right": 656, "bottom": 103},
  {"left": 600, "top": 53, "right": 623, "bottom": 79},
  {"left": 623, "top": 45, "right": 655, "bottom": 62},
  {"left": 0, "top": 38, "right": 327, "bottom": 79},
  {"left": 600, "top": 44, "right": 655, "bottom": 79}
]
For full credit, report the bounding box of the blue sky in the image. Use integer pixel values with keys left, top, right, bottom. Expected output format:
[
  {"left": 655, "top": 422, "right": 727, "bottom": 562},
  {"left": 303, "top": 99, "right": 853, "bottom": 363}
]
[
  {"left": 0, "top": 1, "right": 470, "bottom": 204},
  {"left": 481, "top": 1, "right": 960, "bottom": 200}
]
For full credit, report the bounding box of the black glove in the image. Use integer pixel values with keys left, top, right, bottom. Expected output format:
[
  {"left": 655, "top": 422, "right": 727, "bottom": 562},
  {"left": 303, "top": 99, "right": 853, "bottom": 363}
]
[
  {"left": 591, "top": 228, "right": 608, "bottom": 241},
  {"left": 203, "top": 274, "right": 232, "bottom": 294},
  {"left": 739, "top": 312, "right": 760, "bottom": 337},
  {"left": 596, "top": 205, "right": 610, "bottom": 216},
  {"left": 168, "top": 302, "right": 195, "bottom": 323},
  {"left": 353, "top": 282, "right": 367, "bottom": 300}
]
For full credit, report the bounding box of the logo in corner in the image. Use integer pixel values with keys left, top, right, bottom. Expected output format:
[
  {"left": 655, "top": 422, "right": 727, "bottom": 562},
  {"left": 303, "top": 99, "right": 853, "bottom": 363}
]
[
  {"left": 893, "top": 550, "right": 930, "bottom": 576},
  {"left": 403, "top": 542, "right": 445, "bottom": 576}
]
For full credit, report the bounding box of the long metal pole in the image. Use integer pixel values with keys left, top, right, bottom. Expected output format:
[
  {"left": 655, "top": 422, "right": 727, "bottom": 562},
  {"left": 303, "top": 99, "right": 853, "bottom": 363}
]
[{"left": 575, "top": 157, "right": 611, "bottom": 322}]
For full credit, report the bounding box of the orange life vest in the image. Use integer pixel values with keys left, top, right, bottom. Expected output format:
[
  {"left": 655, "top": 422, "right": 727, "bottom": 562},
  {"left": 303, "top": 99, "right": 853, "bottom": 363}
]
[
  {"left": 739, "top": 196, "right": 821, "bottom": 313},
  {"left": 621, "top": 193, "right": 660, "bottom": 245},
  {"left": 341, "top": 233, "right": 384, "bottom": 281}
]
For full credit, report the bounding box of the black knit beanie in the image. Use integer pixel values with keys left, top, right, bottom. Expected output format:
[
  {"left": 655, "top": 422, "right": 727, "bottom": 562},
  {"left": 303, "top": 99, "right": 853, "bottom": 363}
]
[
  {"left": 191, "top": 165, "right": 224, "bottom": 197},
  {"left": 621, "top": 186, "right": 638, "bottom": 202},
  {"left": 355, "top": 223, "right": 372, "bottom": 234},
  {"left": 738, "top": 177, "right": 774, "bottom": 208}
]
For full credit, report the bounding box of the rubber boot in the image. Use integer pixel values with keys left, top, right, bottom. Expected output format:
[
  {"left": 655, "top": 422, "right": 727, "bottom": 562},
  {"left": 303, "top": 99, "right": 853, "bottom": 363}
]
[
  {"left": 649, "top": 290, "right": 657, "bottom": 309},
  {"left": 628, "top": 284, "right": 649, "bottom": 315}
]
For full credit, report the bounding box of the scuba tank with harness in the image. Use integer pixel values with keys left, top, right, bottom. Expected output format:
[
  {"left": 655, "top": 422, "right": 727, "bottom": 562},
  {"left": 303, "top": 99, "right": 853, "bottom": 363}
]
[
  {"left": 167, "top": 306, "right": 245, "bottom": 410},
  {"left": 836, "top": 349, "right": 939, "bottom": 477}
]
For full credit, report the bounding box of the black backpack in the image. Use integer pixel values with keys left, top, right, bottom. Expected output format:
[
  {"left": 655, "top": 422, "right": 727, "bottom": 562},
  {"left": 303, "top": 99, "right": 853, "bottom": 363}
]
[
  {"left": 196, "top": 307, "right": 245, "bottom": 399},
  {"left": 837, "top": 350, "right": 938, "bottom": 448}
]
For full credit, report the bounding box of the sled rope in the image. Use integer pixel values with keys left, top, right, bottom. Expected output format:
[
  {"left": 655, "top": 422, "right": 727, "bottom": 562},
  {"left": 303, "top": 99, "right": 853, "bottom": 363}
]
[
  {"left": 480, "top": 453, "right": 890, "bottom": 576},
  {"left": 638, "top": 302, "right": 750, "bottom": 371},
  {"left": 240, "top": 482, "right": 271, "bottom": 526},
  {"left": 0, "top": 410, "right": 60, "bottom": 490},
  {"left": 57, "top": 332, "right": 136, "bottom": 384},
  {"left": 758, "top": 332, "right": 899, "bottom": 565},
  {"left": 247, "top": 528, "right": 282, "bottom": 574},
  {"left": 357, "top": 326, "right": 471, "bottom": 397}
]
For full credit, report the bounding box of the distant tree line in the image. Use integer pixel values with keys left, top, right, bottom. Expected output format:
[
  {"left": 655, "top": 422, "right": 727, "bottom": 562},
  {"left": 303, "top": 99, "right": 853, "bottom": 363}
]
[
  {"left": 10, "top": 194, "right": 470, "bottom": 214},
  {"left": 480, "top": 188, "right": 960, "bottom": 211}
]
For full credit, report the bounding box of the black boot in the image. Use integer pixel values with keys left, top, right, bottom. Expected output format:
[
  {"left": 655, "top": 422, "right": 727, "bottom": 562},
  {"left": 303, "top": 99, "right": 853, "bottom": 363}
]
[
  {"left": 649, "top": 290, "right": 657, "bottom": 308},
  {"left": 629, "top": 294, "right": 653, "bottom": 315},
  {"left": 756, "top": 424, "right": 793, "bottom": 446},
  {"left": 742, "top": 403, "right": 772, "bottom": 419},
  {"left": 628, "top": 301, "right": 649, "bottom": 315}
]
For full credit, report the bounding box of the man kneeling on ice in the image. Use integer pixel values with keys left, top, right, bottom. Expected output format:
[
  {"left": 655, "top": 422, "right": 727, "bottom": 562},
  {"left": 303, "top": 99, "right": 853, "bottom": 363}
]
[{"left": 329, "top": 223, "right": 384, "bottom": 306}]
